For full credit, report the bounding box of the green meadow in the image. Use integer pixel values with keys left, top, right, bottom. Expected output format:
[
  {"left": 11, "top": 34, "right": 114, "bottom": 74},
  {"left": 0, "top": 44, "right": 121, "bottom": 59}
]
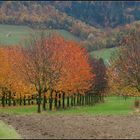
[{"left": 0, "top": 96, "right": 137, "bottom": 116}]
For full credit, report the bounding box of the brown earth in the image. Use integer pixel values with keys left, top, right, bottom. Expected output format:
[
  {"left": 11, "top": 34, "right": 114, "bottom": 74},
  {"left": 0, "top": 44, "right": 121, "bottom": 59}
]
[{"left": 0, "top": 114, "right": 140, "bottom": 139}]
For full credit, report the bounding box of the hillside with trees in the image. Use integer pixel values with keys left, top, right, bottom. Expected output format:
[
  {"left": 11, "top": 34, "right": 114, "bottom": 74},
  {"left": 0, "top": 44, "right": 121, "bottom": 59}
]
[
  {"left": 0, "top": 1, "right": 140, "bottom": 53},
  {"left": 51, "top": 1, "right": 140, "bottom": 28}
]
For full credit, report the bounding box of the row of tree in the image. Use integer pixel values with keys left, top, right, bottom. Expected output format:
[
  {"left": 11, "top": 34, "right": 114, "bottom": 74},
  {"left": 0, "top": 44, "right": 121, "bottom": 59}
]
[
  {"left": 0, "top": 92, "right": 104, "bottom": 111},
  {"left": 0, "top": 32, "right": 108, "bottom": 113}
]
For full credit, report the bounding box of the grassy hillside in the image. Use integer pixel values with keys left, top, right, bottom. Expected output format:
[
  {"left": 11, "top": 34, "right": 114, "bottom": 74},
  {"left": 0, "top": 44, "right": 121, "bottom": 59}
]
[
  {"left": 0, "top": 121, "right": 21, "bottom": 139},
  {"left": 90, "top": 47, "right": 118, "bottom": 63},
  {"left": 0, "top": 24, "right": 118, "bottom": 63},
  {"left": 0, "top": 24, "right": 31, "bottom": 45},
  {"left": 0, "top": 24, "right": 80, "bottom": 45}
]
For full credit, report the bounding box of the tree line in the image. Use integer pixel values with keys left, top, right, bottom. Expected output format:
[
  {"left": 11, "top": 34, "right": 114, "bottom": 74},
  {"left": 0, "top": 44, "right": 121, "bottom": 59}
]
[{"left": 0, "top": 32, "right": 108, "bottom": 113}]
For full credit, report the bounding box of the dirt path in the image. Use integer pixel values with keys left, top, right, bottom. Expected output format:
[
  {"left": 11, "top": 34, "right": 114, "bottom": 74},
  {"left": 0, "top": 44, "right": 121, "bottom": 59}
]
[{"left": 0, "top": 114, "right": 140, "bottom": 139}]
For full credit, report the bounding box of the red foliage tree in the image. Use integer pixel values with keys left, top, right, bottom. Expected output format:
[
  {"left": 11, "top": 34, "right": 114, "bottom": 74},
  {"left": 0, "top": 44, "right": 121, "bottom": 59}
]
[{"left": 10, "top": 32, "right": 94, "bottom": 112}]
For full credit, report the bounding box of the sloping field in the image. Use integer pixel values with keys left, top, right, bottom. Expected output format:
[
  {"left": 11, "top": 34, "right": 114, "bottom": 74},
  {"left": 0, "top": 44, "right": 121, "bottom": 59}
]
[
  {"left": 0, "top": 24, "right": 80, "bottom": 45},
  {"left": 0, "top": 24, "right": 117, "bottom": 62},
  {"left": 90, "top": 47, "right": 118, "bottom": 63}
]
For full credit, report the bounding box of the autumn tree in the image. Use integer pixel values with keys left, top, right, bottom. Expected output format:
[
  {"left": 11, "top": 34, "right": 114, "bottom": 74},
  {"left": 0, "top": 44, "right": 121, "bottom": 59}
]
[
  {"left": 11, "top": 32, "right": 51, "bottom": 112},
  {"left": 0, "top": 45, "right": 36, "bottom": 107},
  {"left": 36, "top": 33, "right": 94, "bottom": 110},
  {"left": 89, "top": 57, "right": 108, "bottom": 103},
  {"left": 0, "top": 47, "right": 9, "bottom": 106},
  {"left": 109, "top": 29, "right": 140, "bottom": 99},
  {"left": 9, "top": 30, "right": 95, "bottom": 112},
  {"left": 53, "top": 39, "right": 94, "bottom": 108},
  {"left": 0, "top": 47, "right": 19, "bottom": 107}
]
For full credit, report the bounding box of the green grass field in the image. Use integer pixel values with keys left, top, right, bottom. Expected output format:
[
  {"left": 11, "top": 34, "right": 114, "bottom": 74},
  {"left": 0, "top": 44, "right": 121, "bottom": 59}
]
[
  {"left": 0, "top": 121, "right": 21, "bottom": 139},
  {"left": 0, "top": 24, "right": 117, "bottom": 62},
  {"left": 90, "top": 47, "right": 118, "bottom": 63},
  {"left": 0, "top": 24, "right": 80, "bottom": 45},
  {"left": 0, "top": 96, "right": 137, "bottom": 116}
]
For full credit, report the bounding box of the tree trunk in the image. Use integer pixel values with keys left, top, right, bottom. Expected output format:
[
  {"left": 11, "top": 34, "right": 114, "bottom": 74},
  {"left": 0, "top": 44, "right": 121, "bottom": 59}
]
[
  {"left": 2, "top": 95, "right": 5, "bottom": 107},
  {"left": 13, "top": 99, "right": 16, "bottom": 106},
  {"left": 67, "top": 96, "right": 69, "bottom": 107},
  {"left": 71, "top": 96, "right": 73, "bottom": 106},
  {"left": 73, "top": 95, "right": 75, "bottom": 106},
  {"left": 54, "top": 92, "right": 57, "bottom": 109},
  {"left": 62, "top": 92, "right": 65, "bottom": 109},
  {"left": 91, "top": 94, "right": 93, "bottom": 105},
  {"left": 89, "top": 93, "right": 91, "bottom": 105},
  {"left": 83, "top": 95, "right": 85, "bottom": 105},
  {"left": 31, "top": 95, "right": 34, "bottom": 105},
  {"left": 81, "top": 95, "right": 83, "bottom": 106},
  {"left": 88, "top": 94, "right": 90, "bottom": 105},
  {"left": 23, "top": 96, "right": 26, "bottom": 105},
  {"left": 8, "top": 91, "right": 11, "bottom": 106},
  {"left": 77, "top": 94, "right": 79, "bottom": 106},
  {"left": 19, "top": 96, "right": 22, "bottom": 106},
  {"left": 49, "top": 90, "right": 53, "bottom": 111},
  {"left": 58, "top": 93, "right": 61, "bottom": 109},
  {"left": 28, "top": 97, "right": 31, "bottom": 105},
  {"left": 5, "top": 94, "right": 8, "bottom": 105},
  {"left": 85, "top": 94, "right": 87, "bottom": 105},
  {"left": 79, "top": 94, "right": 82, "bottom": 106},
  {"left": 43, "top": 94, "right": 46, "bottom": 111},
  {"left": 37, "top": 90, "right": 41, "bottom": 113}
]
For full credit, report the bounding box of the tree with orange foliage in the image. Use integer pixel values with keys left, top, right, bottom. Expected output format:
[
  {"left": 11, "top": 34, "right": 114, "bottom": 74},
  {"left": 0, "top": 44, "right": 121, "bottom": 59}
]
[
  {"left": 51, "top": 38, "right": 94, "bottom": 109},
  {"left": 0, "top": 46, "right": 35, "bottom": 107},
  {"left": 11, "top": 32, "right": 51, "bottom": 112},
  {"left": 11, "top": 31, "right": 94, "bottom": 112},
  {"left": 0, "top": 49, "right": 7, "bottom": 106}
]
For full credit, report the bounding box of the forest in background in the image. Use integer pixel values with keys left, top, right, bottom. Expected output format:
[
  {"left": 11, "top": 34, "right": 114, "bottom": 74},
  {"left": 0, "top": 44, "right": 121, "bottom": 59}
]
[{"left": 0, "top": 1, "right": 140, "bottom": 52}]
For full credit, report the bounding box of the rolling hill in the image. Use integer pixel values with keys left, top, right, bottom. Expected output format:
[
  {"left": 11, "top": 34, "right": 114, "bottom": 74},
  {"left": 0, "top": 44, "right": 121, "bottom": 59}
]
[
  {"left": 0, "top": 24, "right": 80, "bottom": 45},
  {"left": 0, "top": 24, "right": 116, "bottom": 62},
  {"left": 0, "top": 1, "right": 140, "bottom": 62}
]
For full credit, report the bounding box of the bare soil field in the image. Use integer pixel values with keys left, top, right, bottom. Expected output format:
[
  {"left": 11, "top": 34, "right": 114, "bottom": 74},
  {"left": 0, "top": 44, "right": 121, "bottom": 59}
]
[{"left": 0, "top": 114, "right": 140, "bottom": 139}]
